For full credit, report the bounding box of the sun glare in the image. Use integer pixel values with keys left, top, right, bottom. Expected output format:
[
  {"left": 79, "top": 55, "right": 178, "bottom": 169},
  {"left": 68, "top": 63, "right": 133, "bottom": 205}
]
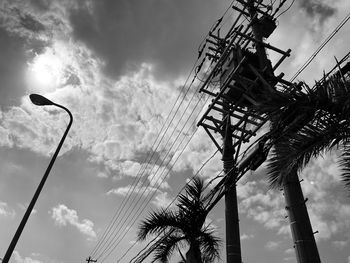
[{"left": 27, "top": 49, "right": 65, "bottom": 92}]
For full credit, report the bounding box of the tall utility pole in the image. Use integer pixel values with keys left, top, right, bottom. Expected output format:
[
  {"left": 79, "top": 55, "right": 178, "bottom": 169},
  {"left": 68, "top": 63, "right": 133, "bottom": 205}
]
[
  {"left": 197, "top": 1, "right": 320, "bottom": 262},
  {"left": 284, "top": 171, "right": 321, "bottom": 263},
  {"left": 130, "top": 1, "right": 322, "bottom": 262},
  {"left": 222, "top": 117, "right": 241, "bottom": 262}
]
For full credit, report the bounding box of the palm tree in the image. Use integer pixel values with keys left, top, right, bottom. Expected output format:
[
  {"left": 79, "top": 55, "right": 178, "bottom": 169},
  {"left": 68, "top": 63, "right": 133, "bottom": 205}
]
[
  {"left": 252, "top": 73, "right": 350, "bottom": 262},
  {"left": 137, "top": 177, "right": 221, "bottom": 263},
  {"left": 261, "top": 75, "right": 350, "bottom": 188}
]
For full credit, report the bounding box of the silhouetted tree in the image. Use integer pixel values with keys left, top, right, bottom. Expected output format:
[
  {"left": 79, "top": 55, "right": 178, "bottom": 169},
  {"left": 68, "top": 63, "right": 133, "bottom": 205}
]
[
  {"left": 253, "top": 74, "right": 350, "bottom": 263},
  {"left": 259, "top": 75, "right": 350, "bottom": 188},
  {"left": 137, "top": 177, "right": 221, "bottom": 263}
]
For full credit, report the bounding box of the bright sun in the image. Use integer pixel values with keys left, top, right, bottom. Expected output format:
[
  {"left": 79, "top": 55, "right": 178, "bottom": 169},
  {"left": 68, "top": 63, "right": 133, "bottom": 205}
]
[{"left": 27, "top": 49, "right": 65, "bottom": 92}]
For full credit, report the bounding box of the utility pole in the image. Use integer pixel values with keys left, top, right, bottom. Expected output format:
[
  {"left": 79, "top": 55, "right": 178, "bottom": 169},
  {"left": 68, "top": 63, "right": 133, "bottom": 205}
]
[
  {"left": 222, "top": 117, "right": 241, "bottom": 262},
  {"left": 283, "top": 171, "right": 321, "bottom": 263},
  {"left": 245, "top": 1, "right": 320, "bottom": 262},
  {"left": 131, "top": 1, "right": 323, "bottom": 262},
  {"left": 196, "top": 0, "right": 321, "bottom": 262},
  {"left": 86, "top": 256, "right": 97, "bottom": 263}
]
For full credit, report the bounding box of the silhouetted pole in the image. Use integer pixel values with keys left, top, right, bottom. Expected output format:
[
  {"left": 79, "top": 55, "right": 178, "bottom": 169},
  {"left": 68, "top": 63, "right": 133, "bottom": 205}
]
[
  {"left": 2, "top": 94, "right": 73, "bottom": 263},
  {"left": 223, "top": 117, "right": 242, "bottom": 263},
  {"left": 245, "top": 1, "right": 321, "bottom": 261},
  {"left": 283, "top": 171, "right": 321, "bottom": 263}
]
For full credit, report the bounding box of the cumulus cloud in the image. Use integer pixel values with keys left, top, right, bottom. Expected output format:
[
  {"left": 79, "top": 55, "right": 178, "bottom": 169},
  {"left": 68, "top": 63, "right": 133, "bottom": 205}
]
[
  {"left": 299, "top": 0, "right": 337, "bottom": 25},
  {"left": 172, "top": 128, "right": 221, "bottom": 177},
  {"left": 51, "top": 204, "right": 96, "bottom": 240},
  {"left": 285, "top": 248, "right": 294, "bottom": 254},
  {"left": 237, "top": 153, "right": 350, "bottom": 244},
  {"left": 0, "top": 0, "right": 229, "bottom": 197},
  {"left": 240, "top": 233, "right": 254, "bottom": 240},
  {"left": 0, "top": 201, "right": 16, "bottom": 218},
  {"left": 332, "top": 240, "right": 348, "bottom": 249},
  {"left": 18, "top": 203, "right": 37, "bottom": 215},
  {"left": 151, "top": 191, "right": 174, "bottom": 209},
  {"left": 0, "top": 0, "right": 75, "bottom": 106},
  {"left": 13, "top": 251, "right": 42, "bottom": 263},
  {"left": 106, "top": 184, "right": 160, "bottom": 197},
  {"left": 238, "top": 180, "right": 286, "bottom": 232},
  {"left": 265, "top": 241, "right": 281, "bottom": 250},
  {"left": 67, "top": 0, "right": 226, "bottom": 80}
]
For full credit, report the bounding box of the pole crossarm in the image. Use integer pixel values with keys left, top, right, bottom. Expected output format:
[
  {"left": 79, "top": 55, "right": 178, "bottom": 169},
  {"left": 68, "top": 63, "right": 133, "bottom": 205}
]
[
  {"left": 125, "top": 1, "right": 304, "bottom": 262},
  {"left": 197, "top": 1, "right": 291, "bottom": 154},
  {"left": 196, "top": 0, "right": 295, "bottom": 214}
]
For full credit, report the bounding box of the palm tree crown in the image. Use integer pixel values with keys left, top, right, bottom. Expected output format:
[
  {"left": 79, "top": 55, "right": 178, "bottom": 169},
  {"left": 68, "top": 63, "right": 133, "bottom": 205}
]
[
  {"left": 137, "top": 177, "right": 221, "bottom": 263},
  {"left": 254, "top": 74, "right": 350, "bottom": 188}
]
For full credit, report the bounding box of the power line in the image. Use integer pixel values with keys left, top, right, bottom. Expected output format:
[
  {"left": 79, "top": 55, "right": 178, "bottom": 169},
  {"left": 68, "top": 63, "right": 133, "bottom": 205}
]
[
  {"left": 97, "top": 78, "right": 219, "bottom": 262},
  {"left": 93, "top": 70, "right": 211, "bottom": 260},
  {"left": 97, "top": 0, "right": 283, "bottom": 260},
  {"left": 90, "top": 1, "right": 246, "bottom": 260},
  {"left": 90, "top": 2, "right": 238, "bottom": 259},
  {"left": 91, "top": 76, "right": 200, "bottom": 259},
  {"left": 117, "top": 150, "right": 221, "bottom": 263},
  {"left": 90, "top": 58, "right": 199, "bottom": 259},
  {"left": 275, "top": 0, "right": 295, "bottom": 19},
  {"left": 290, "top": 10, "right": 350, "bottom": 82},
  {"left": 90, "top": 24, "right": 210, "bottom": 258},
  {"left": 96, "top": 63, "right": 222, "bottom": 261}
]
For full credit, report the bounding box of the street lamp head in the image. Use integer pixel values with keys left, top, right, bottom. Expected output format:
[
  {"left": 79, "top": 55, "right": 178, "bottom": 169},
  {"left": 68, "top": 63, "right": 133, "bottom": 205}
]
[{"left": 29, "top": 94, "right": 54, "bottom": 106}]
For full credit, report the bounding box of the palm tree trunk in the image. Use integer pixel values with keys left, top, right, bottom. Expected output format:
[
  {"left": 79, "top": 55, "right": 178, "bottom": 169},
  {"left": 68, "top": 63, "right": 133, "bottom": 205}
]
[
  {"left": 185, "top": 244, "right": 202, "bottom": 263},
  {"left": 283, "top": 171, "right": 321, "bottom": 263}
]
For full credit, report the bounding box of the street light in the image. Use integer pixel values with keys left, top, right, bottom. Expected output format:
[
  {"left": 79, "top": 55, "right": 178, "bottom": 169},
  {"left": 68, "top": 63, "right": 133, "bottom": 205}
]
[{"left": 2, "top": 94, "right": 73, "bottom": 263}]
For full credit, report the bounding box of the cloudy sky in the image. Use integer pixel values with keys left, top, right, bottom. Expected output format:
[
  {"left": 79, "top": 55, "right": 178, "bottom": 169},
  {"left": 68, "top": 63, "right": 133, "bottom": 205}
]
[{"left": 1, "top": 0, "right": 350, "bottom": 263}]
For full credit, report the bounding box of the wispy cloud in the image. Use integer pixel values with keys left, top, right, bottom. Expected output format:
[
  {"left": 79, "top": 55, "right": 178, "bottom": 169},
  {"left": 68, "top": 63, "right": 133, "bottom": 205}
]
[{"left": 51, "top": 204, "right": 96, "bottom": 240}]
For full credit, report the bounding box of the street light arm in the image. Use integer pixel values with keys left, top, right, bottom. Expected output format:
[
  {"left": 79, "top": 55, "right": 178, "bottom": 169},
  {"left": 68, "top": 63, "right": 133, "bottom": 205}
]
[
  {"left": 2, "top": 103, "right": 73, "bottom": 263},
  {"left": 54, "top": 103, "right": 73, "bottom": 133}
]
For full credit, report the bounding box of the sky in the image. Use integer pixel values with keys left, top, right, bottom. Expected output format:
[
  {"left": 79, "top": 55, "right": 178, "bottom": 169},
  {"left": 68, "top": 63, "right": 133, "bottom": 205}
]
[{"left": 1, "top": 0, "right": 350, "bottom": 263}]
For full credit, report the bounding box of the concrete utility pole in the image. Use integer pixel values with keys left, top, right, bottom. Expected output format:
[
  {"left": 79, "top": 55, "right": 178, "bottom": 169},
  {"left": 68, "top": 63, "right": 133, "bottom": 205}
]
[
  {"left": 284, "top": 172, "right": 321, "bottom": 263},
  {"left": 222, "top": 117, "right": 241, "bottom": 263},
  {"left": 246, "top": 2, "right": 320, "bottom": 262},
  {"left": 198, "top": 0, "right": 292, "bottom": 261}
]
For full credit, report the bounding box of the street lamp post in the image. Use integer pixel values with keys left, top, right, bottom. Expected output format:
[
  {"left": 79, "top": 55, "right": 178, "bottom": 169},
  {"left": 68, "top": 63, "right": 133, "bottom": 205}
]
[{"left": 2, "top": 94, "right": 73, "bottom": 263}]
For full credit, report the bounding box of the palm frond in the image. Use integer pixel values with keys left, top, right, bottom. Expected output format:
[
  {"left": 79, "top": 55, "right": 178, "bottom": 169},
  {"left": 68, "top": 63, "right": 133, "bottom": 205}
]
[
  {"left": 178, "top": 177, "right": 204, "bottom": 205},
  {"left": 265, "top": 74, "right": 350, "bottom": 188},
  {"left": 198, "top": 227, "right": 221, "bottom": 263},
  {"left": 177, "top": 177, "right": 206, "bottom": 221},
  {"left": 338, "top": 143, "right": 350, "bottom": 190},
  {"left": 137, "top": 176, "right": 220, "bottom": 262},
  {"left": 268, "top": 117, "right": 344, "bottom": 187},
  {"left": 138, "top": 209, "right": 182, "bottom": 240},
  {"left": 153, "top": 234, "right": 186, "bottom": 263}
]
